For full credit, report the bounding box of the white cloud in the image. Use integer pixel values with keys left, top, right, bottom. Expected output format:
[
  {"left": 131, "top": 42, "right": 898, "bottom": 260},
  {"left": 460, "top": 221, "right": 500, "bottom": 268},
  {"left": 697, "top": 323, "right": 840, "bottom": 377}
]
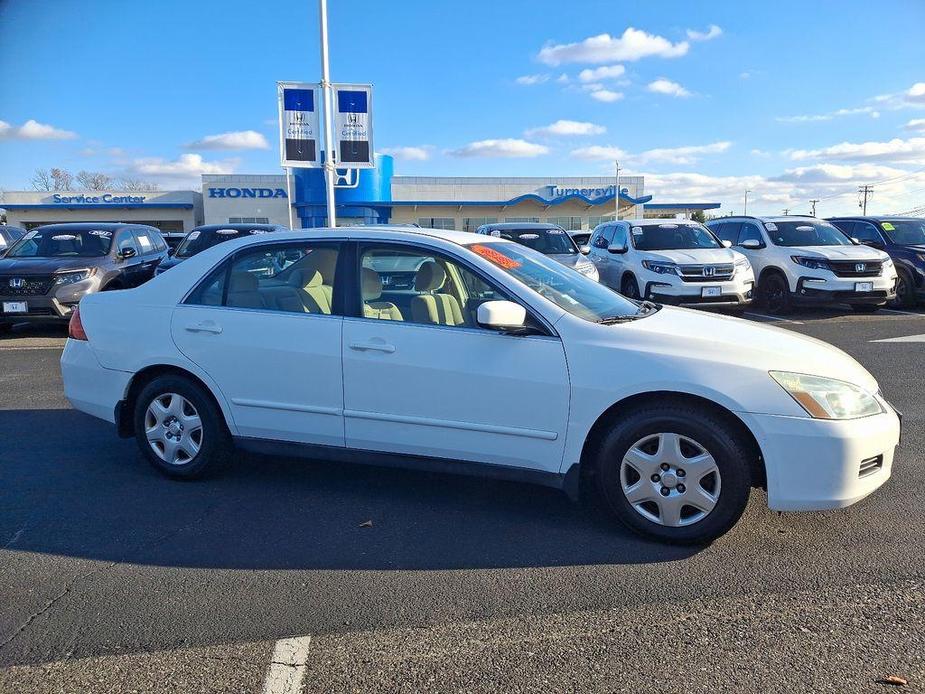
[
  {"left": 777, "top": 106, "right": 880, "bottom": 123},
  {"left": 739, "top": 71, "right": 751, "bottom": 80},
  {"left": 751, "top": 149, "right": 771, "bottom": 157},
  {"left": 525, "top": 120, "right": 606, "bottom": 137},
  {"left": 0, "top": 119, "right": 77, "bottom": 141},
  {"left": 686, "top": 25, "right": 723, "bottom": 42},
  {"left": 577, "top": 64, "right": 626, "bottom": 83},
  {"left": 131, "top": 153, "right": 239, "bottom": 176},
  {"left": 515, "top": 74, "right": 550, "bottom": 86},
  {"left": 379, "top": 145, "right": 432, "bottom": 161},
  {"left": 907, "top": 82, "right": 925, "bottom": 103},
  {"left": 772, "top": 163, "right": 911, "bottom": 184},
  {"left": 572, "top": 141, "right": 730, "bottom": 166},
  {"left": 556, "top": 73, "right": 571, "bottom": 84},
  {"left": 871, "top": 81, "right": 925, "bottom": 110},
  {"left": 790, "top": 136, "right": 925, "bottom": 165},
  {"left": 589, "top": 89, "right": 624, "bottom": 103},
  {"left": 186, "top": 130, "right": 269, "bottom": 150},
  {"left": 647, "top": 78, "right": 691, "bottom": 98},
  {"left": 447, "top": 138, "right": 549, "bottom": 158},
  {"left": 537, "top": 27, "right": 689, "bottom": 65},
  {"left": 905, "top": 118, "right": 925, "bottom": 132}
]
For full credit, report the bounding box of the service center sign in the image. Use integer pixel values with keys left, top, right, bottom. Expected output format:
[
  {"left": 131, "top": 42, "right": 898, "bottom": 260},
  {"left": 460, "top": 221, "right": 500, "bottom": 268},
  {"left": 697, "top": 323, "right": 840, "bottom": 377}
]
[
  {"left": 334, "top": 84, "right": 374, "bottom": 168},
  {"left": 277, "top": 81, "right": 320, "bottom": 168}
]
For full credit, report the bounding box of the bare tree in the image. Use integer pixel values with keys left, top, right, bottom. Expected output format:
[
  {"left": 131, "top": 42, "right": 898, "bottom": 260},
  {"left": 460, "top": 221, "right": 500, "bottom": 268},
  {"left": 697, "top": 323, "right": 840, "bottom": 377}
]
[
  {"left": 30, "top": 168, "right": 53, "bottom": 191},
  {"left": 75, "top": 170, "right": 112, "bottom": 191},
  {"left": 50, "top": 168, "right": 74, "bottom": 191},
  {"left": 116, "top": 176, "right": 160, "bottom": 192}
]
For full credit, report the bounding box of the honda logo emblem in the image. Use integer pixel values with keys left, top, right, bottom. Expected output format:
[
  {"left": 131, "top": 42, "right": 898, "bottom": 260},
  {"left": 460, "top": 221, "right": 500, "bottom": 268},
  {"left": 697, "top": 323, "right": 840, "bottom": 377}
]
[
  {"left": 855, "top": 263, "right": 865, "bottom": 272},
  {"left": 9, "top": 278, "right": 25, "bottom": 289},
  {"left": 702, "top": 266, "right": 716, "bottom": 277}
]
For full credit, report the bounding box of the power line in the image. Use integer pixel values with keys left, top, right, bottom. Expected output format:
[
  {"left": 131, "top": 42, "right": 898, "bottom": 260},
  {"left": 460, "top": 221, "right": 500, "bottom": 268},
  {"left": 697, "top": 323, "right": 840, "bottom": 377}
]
[
  {"left": 810, "top": 199, "right": 820, "bottom": 216},
  {"left": 858, "top": 184, "right": 874, "bottom": 215}
]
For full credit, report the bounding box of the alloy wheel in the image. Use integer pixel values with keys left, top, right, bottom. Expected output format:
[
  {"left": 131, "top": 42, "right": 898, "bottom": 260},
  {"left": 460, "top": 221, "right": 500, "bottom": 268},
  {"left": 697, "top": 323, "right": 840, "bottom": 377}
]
[
  {"left": 619, "top": 432, "right": 722, "bottom": 527},
  {"left": 144, "top": 393, "right": 203, "bottom": 465}
]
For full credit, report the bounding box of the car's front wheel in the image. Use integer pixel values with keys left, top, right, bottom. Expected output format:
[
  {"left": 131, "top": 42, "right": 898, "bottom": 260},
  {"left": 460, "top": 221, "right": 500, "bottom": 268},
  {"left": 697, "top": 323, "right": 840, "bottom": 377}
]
[
  {"left": 892, "top": 269, "right": 915, "bottom": 308},
  {"left": 133, "top": 375, "right": 231, "bottom": 479},
  {"left": 592, "top": 402, "right": 753, "bottom": 544},
  {"left": 621, "top": 274, "right": 640, "bottom": 299},
  {"left": 759, "top": 273, "right": 791, "bottom": 314}
]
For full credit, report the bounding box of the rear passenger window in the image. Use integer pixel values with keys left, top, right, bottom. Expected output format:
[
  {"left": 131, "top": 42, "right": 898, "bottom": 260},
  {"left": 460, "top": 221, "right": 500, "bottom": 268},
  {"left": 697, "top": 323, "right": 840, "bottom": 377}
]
[
  {"left": 134, "top": 229, "right": 155, "bottom": 254},
  {"left": 711, "top": 222, "right": 740, "bottom": 244},
  {"left": 187, "top": 242, "right": 341, "bottom": 315}
]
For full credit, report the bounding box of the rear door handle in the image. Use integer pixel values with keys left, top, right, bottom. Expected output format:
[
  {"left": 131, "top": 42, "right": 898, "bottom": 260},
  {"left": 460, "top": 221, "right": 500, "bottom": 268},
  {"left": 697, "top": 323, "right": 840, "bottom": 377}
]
[
  {"left": 185, "top": 321, "right": 223, "bottom": 335},
  {"left": 349, "top": 341, "right": 395, "bottom": 354}
]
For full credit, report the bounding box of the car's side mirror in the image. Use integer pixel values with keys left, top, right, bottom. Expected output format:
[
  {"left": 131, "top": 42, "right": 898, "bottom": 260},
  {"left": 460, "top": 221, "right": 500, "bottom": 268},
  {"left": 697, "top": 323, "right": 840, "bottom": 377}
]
[
  {"left": 580, "top": 244, "right": 591, "bottom": 255},
  {"left": 477, "top": 300, "right": 527, "bottom": 331},
  {"left": 166, "top": 247, "right": 175, "bottom": 256},
  {"left": 721, "top": 240, "right": 733, "bottom": 248},
  {"left": 850, "top": 237, "right": 861, "bottom": 245},
  {"left": 607, "top": 243, "right": 629, "bottom": 254},
  {"left": 119, "top": 247, "right": 137, "bottom": 260},
  {"left": 739, "top": 239, "right": 764, "bottom": 249}
]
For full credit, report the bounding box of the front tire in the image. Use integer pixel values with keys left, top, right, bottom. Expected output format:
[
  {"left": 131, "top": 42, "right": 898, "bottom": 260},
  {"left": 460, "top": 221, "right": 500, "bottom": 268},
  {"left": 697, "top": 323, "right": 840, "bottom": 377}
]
[
  {"left": 892, "top": 269, "right": 915, "bottom": 308},
  {"left": 621, "top": 274, "right": 641, "bottom": 300},
  {"left": 133, "top": 375, "right": 231, "bottom": 479},
  {"left": 591, "top": 403, "right": 753, "bottom": 545},
  {"left": 759, "top": 273, "right": 792, "bottom": 314}
]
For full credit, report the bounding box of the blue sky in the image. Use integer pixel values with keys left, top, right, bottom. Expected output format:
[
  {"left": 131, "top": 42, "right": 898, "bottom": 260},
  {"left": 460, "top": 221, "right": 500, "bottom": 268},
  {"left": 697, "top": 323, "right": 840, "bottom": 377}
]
[{"left": 1, "top": 0, "right": 924, "bottom": 215}]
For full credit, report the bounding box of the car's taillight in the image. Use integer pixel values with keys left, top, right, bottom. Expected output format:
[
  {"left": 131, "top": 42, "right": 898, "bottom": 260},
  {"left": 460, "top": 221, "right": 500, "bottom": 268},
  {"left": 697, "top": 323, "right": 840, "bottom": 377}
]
[{"left": 68, "top": 305, "right": 88, "bottom": 341}]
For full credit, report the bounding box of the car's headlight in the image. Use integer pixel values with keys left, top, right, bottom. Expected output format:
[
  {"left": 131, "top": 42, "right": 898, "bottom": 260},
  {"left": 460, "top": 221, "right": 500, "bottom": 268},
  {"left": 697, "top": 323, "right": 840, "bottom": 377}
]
[
  {"left": 882, "top": 257, "right": 894, "bottom": 269},
  {"left": 641, "top": 260, "right": 679, "bottom": 275},
  {"left": 54, "top": 268, "right": 96, "bottom": 285},
  {"left": 769, "top": 371, "right": 884, "bottom": 419},
  {"left": 791, "top": 256, "right": 830, "bottom": 271},
  {"left": 734, "top": 257, "right": 751, "bottom": 268}
]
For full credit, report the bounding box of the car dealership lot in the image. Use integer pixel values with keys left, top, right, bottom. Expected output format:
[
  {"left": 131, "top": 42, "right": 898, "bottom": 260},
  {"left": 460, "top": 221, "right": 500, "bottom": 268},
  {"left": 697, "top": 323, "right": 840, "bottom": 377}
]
[{"left": 1, "top": 308, "right": 924, "bottom": 693}]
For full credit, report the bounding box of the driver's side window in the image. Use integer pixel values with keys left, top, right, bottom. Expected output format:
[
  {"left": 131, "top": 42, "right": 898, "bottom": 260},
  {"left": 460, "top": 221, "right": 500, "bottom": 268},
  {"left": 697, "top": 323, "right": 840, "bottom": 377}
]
[
  {"left": 116, "top": 232, "right": 139, "bottom": 257},
  {"left": 611, "top": 224, "right": 628, "bottom": 249},
  {"left": 737, "top": 224, "right": 763, "bottom": 246}
]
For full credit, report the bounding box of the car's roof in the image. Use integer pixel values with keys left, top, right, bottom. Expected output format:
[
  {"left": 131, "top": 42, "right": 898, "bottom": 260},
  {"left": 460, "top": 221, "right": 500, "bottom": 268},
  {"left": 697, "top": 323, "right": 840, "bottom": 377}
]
[
  {"left": 190, "top": 223, "right": 288, "bottom": 232},
  {"left": 827, "top": 215, "right": 923, "bottom": 221},
  {"left": 629, "top": 218, "right": 702, "bottom": 226},
  {"left": 30, "top": 222, "right": 157, "bottom": 232},
  {"left": 480, "top": 222, "right": 563, "bottom": 230},
  {"left": 709, "top": 215, "right": 821, "bottom": 223},
  {"left": 205, "top": 225, "right": 503, "bottom": 251}
]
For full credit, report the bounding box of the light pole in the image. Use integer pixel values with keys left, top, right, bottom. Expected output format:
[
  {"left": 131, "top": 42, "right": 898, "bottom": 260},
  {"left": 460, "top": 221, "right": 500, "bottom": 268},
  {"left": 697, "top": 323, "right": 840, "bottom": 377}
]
[
  {"left": 318, "top": 0, "right": 337, "bottom": 228},
  {"left": 614, "top": 160, "right": 620, "bottom": 221},
  {"left": 744, "top": 189, "right": 751, "bottom": 216}
]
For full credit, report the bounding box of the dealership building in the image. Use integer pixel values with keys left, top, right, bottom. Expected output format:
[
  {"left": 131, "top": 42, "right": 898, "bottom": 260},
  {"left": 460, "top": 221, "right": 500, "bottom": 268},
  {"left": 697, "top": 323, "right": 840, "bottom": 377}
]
[{"left": 2, "top": 155, "right": 719, "bottom": 234}]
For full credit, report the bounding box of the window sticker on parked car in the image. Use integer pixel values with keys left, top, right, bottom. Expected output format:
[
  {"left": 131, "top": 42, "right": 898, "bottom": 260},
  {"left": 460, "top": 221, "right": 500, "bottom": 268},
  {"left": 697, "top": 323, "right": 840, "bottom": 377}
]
[
  {"left": 216, "top": 229, "right": 240, "bottom": 235},
  {"left": 520, "top": 234, "right": 540, "bottom": 240},
  {"left": 89, "top": 230, "right": 112, "bottom": 237},
  {"left": 490, "top": 230, "right": 501, "bottom": 237},
  {"left": 187, "top": 231, "right": 201, "bottom": 240},
  {"left": 470, "top": 244, "right": 522, "bottom": 269},
  {"left": 547, "top": 229, "right": 564, "bottom": 235},
  {"left": 51, "top": 235, "right": 78, "bottom": 241},
  {"left": 249, "top": 229, "right": 268, "bottom": 234},
  {"left": 632, "top": 227, "right": 643, "bottom": 235},
  {"left": 881, "top": 222, "right": 896, "bottom": 231},
  {"left": 764, "top": 222, "right": 778, "bottom": 231}
]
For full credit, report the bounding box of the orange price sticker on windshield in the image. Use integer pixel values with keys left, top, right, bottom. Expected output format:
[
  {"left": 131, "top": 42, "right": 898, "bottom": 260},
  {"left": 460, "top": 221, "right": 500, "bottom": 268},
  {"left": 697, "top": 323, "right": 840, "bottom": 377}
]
[{"left": 471, "top": 244, "right": 521, "bottom": 269}]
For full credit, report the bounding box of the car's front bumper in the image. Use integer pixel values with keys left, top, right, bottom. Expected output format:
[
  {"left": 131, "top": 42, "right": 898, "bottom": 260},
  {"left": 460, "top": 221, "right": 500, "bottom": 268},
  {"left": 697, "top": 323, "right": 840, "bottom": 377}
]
[
  {"left": 0, "top": 278, "right": 100, "bottom": 323},
  {"left": 644, "top": 273, "right": 755, "bottom": 307},
  {"left": 793, "top": 273, "right": 897, "bottom": 305},
  {"left": 738, "top": 406, "right": 900, "bottom": 511}
]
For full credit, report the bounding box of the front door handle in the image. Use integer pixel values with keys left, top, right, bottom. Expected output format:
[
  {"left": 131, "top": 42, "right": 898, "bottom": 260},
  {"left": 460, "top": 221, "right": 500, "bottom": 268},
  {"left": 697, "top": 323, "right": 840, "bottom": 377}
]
[
  {"left": 185, "top": 321, "right": 223, "bottom": 335},
  {"left": 349, "top": 341, "right": 395, "bottom": 354}
]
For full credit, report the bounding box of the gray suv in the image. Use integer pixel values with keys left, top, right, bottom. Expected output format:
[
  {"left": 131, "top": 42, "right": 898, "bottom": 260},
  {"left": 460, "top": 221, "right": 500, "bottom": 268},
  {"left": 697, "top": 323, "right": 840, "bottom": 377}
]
[{"left": 0, "top": 222, "right": 168, "bottom": 331}]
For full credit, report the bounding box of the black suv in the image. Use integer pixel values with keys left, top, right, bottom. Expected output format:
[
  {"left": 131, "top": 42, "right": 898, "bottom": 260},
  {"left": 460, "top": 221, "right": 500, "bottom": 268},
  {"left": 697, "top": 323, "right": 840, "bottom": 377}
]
[
  {"left": 828, "top": 216, "right": 925, "bottom": 307},
  {"left": 155, "top": 223, "right": 290, "bottom": 275},
  {"left": 0, "top": 222, "right": 168, "bottom": 330}
]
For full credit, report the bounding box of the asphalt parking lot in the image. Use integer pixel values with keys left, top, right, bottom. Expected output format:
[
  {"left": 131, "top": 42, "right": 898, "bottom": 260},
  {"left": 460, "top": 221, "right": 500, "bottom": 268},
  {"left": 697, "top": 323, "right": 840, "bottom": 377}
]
[{"left": 1, "top": 307, "right": 924, "bottom": 694}]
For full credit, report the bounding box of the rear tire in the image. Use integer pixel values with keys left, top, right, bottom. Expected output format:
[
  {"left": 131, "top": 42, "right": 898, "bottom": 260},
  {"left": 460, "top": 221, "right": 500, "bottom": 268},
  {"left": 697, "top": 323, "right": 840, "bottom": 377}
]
[
  {"left": 759, "top": 273, "right": 792, "bottom": 315},
  {"left": 133, "top": 375, "right": 232, "bottom": 479},
  {"left": 621, "top": 274, "right": 641, "bottom": 300},
  {"left": 591, "top": 402, "right": 752, "bottom": 545}
]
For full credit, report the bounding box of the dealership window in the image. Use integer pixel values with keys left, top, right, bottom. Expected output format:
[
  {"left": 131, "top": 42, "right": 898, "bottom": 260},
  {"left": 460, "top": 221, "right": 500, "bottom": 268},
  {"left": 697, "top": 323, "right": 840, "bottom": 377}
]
[
  {"left": 229, "top": 217, "right": 270, "bottom": 224},
  {"left": 462, "top": 217, "right": 498, "bottom": 233},
  {"left": 546, "top": 216, "right": 582, "bottom": 231},
  {"left": 417, "top": 217, "right": 455, "bottom": 230},
  {"left": 504, "top": 217, "right": 540, "bottom": 223}
]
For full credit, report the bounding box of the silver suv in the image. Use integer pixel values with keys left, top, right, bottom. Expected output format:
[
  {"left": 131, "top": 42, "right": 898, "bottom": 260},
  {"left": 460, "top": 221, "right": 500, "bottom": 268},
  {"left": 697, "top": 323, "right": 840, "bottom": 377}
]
[{"left": 0, "top": 222, "right": 168, "bottom": 331}]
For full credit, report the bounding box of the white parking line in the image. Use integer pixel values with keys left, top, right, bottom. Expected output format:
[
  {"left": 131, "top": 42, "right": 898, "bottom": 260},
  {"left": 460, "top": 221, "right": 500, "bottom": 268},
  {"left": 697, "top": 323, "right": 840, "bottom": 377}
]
[
  {"left": 262, "top": 636, "right": 312, "bottom": 694},
  {"left": 744, "top": 312, "right": 804, "bottom": 324},
  {"left": 880, "top": 308, "right": 924, "bottom": 317},
  {"left": 871, "top": 334, "right": 925, "bottom": 343}
]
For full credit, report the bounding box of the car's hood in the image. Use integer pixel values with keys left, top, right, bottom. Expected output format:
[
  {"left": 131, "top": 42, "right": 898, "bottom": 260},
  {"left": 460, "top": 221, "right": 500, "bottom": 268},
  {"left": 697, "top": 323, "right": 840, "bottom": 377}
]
[
  {"left": 547, "top": 253, "right": 591, "bottom": 269},
  {"left": 790, "top": 245, "right": 887, "bottom": 261},
  {"left": 619, "top": 306, "right": 878, "bottom": 392},
  {"left": 0, "top": 257, "right": 103, "bottom": 275},
  {"left": 642, "top": 248, "right": 738, "bottom": 265}
]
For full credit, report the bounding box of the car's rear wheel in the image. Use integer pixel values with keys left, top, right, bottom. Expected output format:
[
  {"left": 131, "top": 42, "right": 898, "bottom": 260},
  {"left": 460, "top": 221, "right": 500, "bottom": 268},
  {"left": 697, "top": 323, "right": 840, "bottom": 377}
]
[
  {"left": 592, "top": 403, "right": 753, "bottom": 544},
  {"left": 892, "top": 269, "right": 915, "bottom": 308},
  {"left": 621, "top": 274, "right": 640, "bottom": 299},
  {"left": 759, "top": 273, "right": 791, "bottom": 314},
  {"left": 133, "top": 375, "right": 231, "bottom": 479}
]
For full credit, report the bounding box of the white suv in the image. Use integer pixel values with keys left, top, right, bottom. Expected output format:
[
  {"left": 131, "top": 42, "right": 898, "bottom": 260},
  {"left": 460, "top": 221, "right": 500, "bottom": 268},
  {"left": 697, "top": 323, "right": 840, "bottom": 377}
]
[
  {"left": 586, "top": 219, "right": 755, "bottom": 309},
  {"left": 706, "top": 216, "right": 897, "bottom": 314}
]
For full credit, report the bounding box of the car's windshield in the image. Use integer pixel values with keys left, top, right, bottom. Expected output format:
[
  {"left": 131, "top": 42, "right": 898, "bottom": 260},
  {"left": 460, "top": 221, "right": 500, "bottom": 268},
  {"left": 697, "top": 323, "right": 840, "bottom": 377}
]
[
  {"left": 468, "top": 241, "right": 646, "bottom": 322},
  {"left": 767, "top": 220, "right": 851, "bottom": 247},
  {"left": 880, "top": 220, "right": 925, "bottom": 246},
  {"left": 489, "top": 227, "right": 578, "bottom": 255},
  {"left": 631, "top": 223, "right": 722, "bottom": 251},
  {"left": 175, "top": 228, "right": 275, "bottom": 258},
  {"left": 5, "top": 228, "right": 113, "bottom": 257}
]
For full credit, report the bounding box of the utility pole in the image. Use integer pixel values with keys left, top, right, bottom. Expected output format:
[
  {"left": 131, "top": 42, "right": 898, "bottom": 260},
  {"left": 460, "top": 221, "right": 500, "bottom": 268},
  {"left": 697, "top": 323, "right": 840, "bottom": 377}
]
[
  {"left": 614, "top": 160, "right": 620, "bottom": 221},
  {"left": 744, "top": 189, "right": 751, "bottom": 216},
  {"left": 319, "top": 0, "right": 337, "bottom": 228},
  {"left": 858, "top": 185, "right": 873, "bottom": 215},
  {"left": 783, "top": 208, "right": 790, "bottom": 215},
  {"left": 810, "top": 199, "right": 820, "bottom": 216}
]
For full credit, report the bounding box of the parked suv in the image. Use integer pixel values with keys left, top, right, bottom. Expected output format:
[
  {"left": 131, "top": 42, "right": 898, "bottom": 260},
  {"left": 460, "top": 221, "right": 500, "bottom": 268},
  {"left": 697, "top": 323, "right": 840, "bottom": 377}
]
[
  {"left": 828, "top": 216, "right": 925, "bottom": 307},
  {"left": 0, "top": 225, "right": 26, "bottom": 252},
  {"left": 475, "top": 222, "right": 598, "bottom": 281},
  {"left": 706, "top": 216, "right": 897, "bottom": 314},
  {"left": 155, "top": 223, "right": 289, "bottom": 275},
  {"left": 586, "top": 219, "right": 755, "bottom": 309},
  {"left": 0, "top": 222, "right": 168, "bottom": 331}
]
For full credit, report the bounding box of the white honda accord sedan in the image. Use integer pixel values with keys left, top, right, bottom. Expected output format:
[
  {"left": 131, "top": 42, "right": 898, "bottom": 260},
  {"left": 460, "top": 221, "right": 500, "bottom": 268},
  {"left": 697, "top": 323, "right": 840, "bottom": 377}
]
[{"left": 61, "top": 226, "right": 901, "bottom": 544}]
